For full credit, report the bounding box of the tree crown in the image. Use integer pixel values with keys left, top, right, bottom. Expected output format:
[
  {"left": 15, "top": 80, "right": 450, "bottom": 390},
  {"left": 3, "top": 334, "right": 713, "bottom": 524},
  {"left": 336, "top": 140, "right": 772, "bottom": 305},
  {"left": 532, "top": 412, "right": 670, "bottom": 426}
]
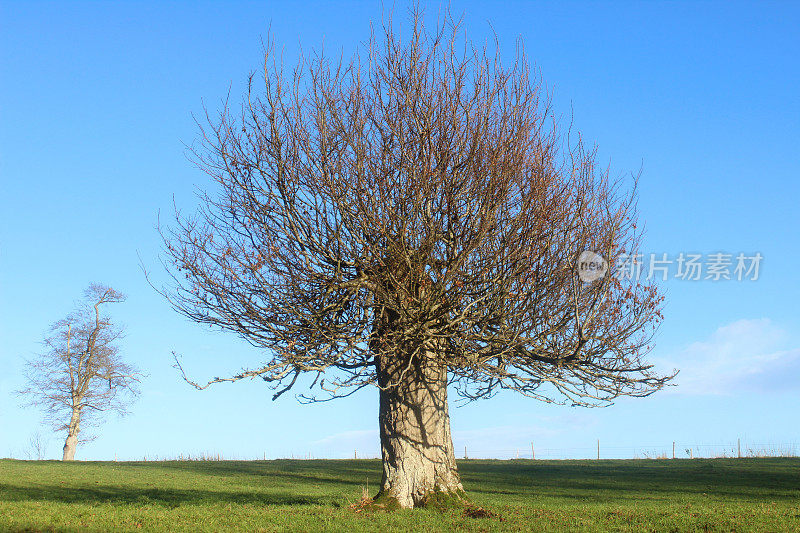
[
  {"left": 159, "top": 9, "right": 674, "bottom": 406},
  {"left": 18, "top": 284, "right": 141, "bottom": 437}
]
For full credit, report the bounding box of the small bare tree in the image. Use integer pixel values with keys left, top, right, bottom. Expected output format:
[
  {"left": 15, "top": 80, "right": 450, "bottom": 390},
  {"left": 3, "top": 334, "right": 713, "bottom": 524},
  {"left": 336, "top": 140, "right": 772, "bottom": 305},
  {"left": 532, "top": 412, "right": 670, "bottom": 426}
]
[
  {"left": 158, "top": 9, "right": 675, "bottom": 507},
  {"left": 25, "top": 431, "right": 47, "bottom": 460},
  {"left": 17, "top": 284, "right": 141, "bottom": 461}
]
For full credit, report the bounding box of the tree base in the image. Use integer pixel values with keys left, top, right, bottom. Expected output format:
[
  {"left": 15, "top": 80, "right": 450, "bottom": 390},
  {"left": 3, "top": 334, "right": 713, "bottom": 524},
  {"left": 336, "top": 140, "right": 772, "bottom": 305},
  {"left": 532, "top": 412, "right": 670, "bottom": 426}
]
[
  {"left": 364, "top": 487, "right": 468, "bottom": 511},
  {"left": 416, "top": 487, "right": 469, "bottom": 511},
  {"left": 352, "top": 488, "right": 496, "bottom": 519}
]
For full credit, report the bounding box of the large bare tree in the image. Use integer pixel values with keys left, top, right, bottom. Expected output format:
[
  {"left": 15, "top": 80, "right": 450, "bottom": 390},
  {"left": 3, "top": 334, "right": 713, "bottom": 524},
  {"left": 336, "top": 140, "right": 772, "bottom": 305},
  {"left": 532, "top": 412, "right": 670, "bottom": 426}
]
[
  {"left": 18, "top": 284, "right": 141, "bottom": 461},
  {"left": 159, "top": 11, "right": 674, "bottom": 508}
]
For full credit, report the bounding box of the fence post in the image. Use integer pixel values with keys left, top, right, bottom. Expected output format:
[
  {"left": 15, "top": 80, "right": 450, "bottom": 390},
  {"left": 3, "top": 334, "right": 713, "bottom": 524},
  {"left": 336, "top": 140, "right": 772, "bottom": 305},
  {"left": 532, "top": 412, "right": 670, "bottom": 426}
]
[
  {"left": 354, "top": 450, "right": 357, "bottom": 460},
  {"left": 464, "top": 446, "right": 468, "bottom": 460},
  {"left": 531, "top": 442, "right": 535, "bottom": 460},
  {"left": 672, "top": 441, "right": 675, "bottom": 460},
  {"left": 597, "top": 439, "right": 600, "bottom": 460},
  {"left": 738, "top": 438, "right": 741, "bottom": 458}
]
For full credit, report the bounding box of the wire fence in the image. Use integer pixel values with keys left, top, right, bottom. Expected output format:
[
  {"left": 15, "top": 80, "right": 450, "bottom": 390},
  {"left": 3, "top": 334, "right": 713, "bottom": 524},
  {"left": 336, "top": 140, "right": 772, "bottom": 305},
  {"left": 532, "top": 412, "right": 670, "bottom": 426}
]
[
  {"left": 457, "top": 441, "right": 799, "bottom": 460},
  {"left": 114, "top": 440, "right": 799, "bottom": 462}
]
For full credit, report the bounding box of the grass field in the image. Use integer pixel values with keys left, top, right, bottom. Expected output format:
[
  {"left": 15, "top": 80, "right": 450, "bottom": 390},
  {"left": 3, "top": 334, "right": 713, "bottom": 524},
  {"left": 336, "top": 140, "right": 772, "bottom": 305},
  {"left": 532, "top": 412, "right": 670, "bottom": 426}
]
[{"left": 1, "top": 458, "right": 798, "bottom": 532}]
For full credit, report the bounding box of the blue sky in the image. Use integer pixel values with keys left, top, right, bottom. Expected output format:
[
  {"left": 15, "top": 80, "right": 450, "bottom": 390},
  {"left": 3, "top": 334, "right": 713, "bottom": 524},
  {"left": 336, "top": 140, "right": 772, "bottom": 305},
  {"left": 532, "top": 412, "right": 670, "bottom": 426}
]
[{"left": 1, "top": 1, "right": 798, "bottom": 461}]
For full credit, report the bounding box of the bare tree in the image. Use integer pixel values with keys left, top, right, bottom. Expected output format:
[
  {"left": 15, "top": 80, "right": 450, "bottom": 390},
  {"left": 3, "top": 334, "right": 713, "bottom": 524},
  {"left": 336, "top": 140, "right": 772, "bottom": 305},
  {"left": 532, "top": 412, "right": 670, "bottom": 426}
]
[
  {"left": 18, "top": 284, "right": 141, "bottom": 461},
  {"left": 158, "top": 9, "right": 675, "bottom": 508},
  {"left": 25, "top": 431, "right": 47, "bottom": 460}
]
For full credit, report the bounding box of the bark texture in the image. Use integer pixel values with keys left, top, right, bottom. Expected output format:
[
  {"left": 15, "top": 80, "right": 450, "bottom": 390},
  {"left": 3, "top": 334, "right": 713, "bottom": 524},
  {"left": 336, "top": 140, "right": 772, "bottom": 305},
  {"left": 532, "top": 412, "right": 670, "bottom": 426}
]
[
  {"left": 62, "top": 408, "right": 80, "bottom": 461},
  {"left": 377, "top": 349, "right": 463, "bottom": 508}
]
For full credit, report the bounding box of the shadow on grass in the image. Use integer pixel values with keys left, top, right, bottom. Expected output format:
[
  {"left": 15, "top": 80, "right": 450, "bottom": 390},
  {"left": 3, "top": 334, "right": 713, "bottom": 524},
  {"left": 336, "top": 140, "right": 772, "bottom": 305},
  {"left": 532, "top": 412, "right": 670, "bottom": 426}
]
[
  {"left": 0, "top": 482, "right": 324, "bottom": 507},
  {"left": 2, "top": 458, "right": 797, "bottom": 508},
  {"left": 116, "top": 457, "right": 800, "bottom": 503},
  {"left": 458, "top": 458, "right": 800, "bottom": 503},
  {"left": 148, "top": 459, "right": 381, "bottom": 487}
]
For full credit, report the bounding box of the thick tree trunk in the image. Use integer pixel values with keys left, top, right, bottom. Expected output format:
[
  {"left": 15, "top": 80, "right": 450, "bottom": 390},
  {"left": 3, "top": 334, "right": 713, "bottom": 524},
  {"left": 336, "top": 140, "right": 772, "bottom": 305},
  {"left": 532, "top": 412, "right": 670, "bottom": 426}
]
[
  {"left": 62, "top": 409, "right": 80, "bottom": 461},
  {"left": 376, "top": 348, "right": 463, "bottom": 509}
]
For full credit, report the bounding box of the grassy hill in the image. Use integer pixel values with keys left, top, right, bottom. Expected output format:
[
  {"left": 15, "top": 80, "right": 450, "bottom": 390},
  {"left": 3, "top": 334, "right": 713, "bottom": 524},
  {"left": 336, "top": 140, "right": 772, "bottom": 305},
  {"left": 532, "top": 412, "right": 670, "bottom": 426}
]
[{"left": 1, "top": 458, "right": 798, "bottom": 531}]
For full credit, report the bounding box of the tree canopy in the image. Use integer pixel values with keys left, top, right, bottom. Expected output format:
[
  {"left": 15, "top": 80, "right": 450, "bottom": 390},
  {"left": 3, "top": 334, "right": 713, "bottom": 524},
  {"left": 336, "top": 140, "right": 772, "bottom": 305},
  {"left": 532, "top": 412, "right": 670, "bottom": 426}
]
[{"left": 160, "top": 12, "right": 673, "bottom": 407}]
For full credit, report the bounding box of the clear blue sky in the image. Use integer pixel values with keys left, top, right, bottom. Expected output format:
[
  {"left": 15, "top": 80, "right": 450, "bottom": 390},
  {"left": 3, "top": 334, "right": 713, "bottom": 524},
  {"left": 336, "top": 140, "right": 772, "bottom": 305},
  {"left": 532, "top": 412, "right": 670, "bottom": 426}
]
[{"left": 1, "top": 1, "right": 798, "bottom": 460}]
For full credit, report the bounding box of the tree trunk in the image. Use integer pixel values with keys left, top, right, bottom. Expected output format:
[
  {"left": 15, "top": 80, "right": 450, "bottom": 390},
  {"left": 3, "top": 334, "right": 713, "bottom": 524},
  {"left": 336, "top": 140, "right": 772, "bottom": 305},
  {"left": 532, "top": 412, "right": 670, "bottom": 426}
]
[
  {"left": 62, "top": 408, "right": 80, "bottom": 461},
  {"left": 376, "top": 347, "right": 463, "bottom": 508}
]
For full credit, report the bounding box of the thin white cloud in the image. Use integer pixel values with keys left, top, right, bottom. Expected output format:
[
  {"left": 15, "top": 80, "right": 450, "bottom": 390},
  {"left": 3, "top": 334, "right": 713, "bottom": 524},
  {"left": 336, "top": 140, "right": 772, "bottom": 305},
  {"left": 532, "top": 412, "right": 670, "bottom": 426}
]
[
  {"left": 655, "top": 319, "right": 800, "bottom": 395},
  {"left": 311, "top": 429, "right": 376, "bottom": 447},
  {"left": 308, "top": 414, "right": 594, "bottom": 458},
  {"left": 454, "top": 415, "right": 592, "bottom": 443}
]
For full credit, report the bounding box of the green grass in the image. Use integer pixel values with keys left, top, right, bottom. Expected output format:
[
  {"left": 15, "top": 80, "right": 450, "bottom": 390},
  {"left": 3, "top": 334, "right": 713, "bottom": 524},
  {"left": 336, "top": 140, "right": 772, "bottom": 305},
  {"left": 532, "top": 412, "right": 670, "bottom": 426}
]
[{"left": 1, "top": 458, "right": 799, "bottom": 531}]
